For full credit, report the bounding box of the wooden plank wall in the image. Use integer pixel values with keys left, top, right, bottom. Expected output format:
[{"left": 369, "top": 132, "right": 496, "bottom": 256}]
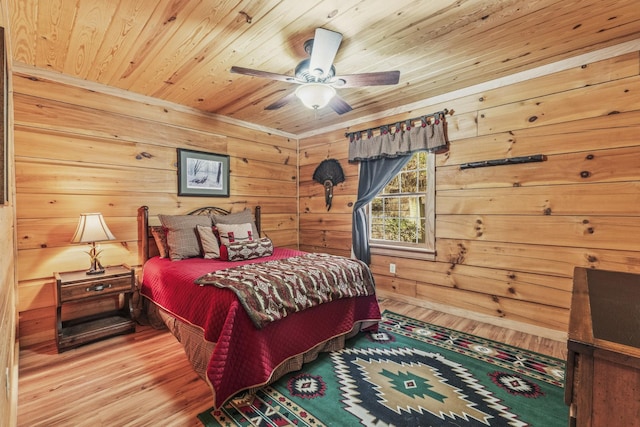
[
  {"left": 14, "top": 70, "right": 298, "bottom": 347},
  {"left": 299, "top": 51, "right": 640, "bottom": 338},
  {"left": 0, "top": 0, "right": 17, "bottom": 423}
]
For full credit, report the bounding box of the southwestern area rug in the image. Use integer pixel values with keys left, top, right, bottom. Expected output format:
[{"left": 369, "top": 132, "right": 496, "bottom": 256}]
[{"left": 198, "top": 311, "right": 568, "bottom": 426}]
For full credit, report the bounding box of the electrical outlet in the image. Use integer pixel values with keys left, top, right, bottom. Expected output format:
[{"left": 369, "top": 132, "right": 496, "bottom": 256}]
[{"left": 389, "top": 263, "right": 396, "bottom": 274}]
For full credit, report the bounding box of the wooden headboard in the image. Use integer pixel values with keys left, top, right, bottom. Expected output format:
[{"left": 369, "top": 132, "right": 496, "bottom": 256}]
[{"left": 137, "top": 205, "right": 262, "bottom": 264}]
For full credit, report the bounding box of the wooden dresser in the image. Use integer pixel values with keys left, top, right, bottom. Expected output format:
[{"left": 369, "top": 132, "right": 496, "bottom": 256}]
[{"left": 565, "top": 267, "right": 640, "bottom": 426}]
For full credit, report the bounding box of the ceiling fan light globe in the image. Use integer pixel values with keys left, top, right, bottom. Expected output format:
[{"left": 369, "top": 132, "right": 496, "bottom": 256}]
[{"left": 295, "top": 83, "right": 336, "bottom": 110}]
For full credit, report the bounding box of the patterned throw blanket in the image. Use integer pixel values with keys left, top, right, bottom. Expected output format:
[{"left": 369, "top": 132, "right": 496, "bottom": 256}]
[{"left": 194, "top": 253, "right": 376, "bottom": 329}]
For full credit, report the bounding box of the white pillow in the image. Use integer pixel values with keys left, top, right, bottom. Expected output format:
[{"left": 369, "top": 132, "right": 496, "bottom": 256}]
[{"left": 216, "top": 222, "right": 255, "bottom": 246}]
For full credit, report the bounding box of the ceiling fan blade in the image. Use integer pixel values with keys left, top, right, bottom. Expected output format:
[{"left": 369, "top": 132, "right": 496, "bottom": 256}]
[
  {"left": 265, "top": 92, "right": 297, "bottom": 110},
  {"left": 230, "top": 66, "right": 296, "bottom": 83},
  {"left": 328, "top": 94, "right": 353, "bottom": 115},
  {"left": 309, "top": 28, "right": 342, "bottom": 79},
  {"left": 332, "top": 70, "right": 400, "bottom": 88}
]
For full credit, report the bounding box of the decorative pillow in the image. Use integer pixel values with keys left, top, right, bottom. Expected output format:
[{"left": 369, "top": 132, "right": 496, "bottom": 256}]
[
  {"left": 196, "top": 225, "right": 220, "bottom": 259},
  {"left": 158, "top": 214, "right": 213, "bottom": 260},
  {"left": 211, "top": 208, "right": 259, "bottom": 239},
  {"left": 221, "top": 237, "right": 274, "bottom": 261},
  {"left": 150, "top": 226, "right": 169, "bottom": 258},
  {"left": 216, "top": 222, "right": 255, "bottom": 246}
]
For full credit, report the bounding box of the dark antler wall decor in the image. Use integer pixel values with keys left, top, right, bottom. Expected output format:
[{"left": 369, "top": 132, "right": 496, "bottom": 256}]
[
  {"left": 460, "top": 154, "right": 547, "bottom": 169},
  {"left": 313, "top": 159, "right": 345, "bottom": 211}
]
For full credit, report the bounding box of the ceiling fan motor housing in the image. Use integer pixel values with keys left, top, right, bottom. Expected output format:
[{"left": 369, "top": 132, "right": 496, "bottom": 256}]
[{"left": 295, "top": 58, "right": 336, "bottom": 83}]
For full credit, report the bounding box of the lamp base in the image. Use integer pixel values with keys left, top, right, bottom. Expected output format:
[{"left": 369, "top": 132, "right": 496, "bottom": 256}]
[{"left": 85, "top": 242, "right": 106, "bottom": 275}]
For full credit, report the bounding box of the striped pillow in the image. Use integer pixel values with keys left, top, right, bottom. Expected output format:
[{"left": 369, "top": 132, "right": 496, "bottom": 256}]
[{"left": 158, "top": 214, "right": 213, "bottom": 260}]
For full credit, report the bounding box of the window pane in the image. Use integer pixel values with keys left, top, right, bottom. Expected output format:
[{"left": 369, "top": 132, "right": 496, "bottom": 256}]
[
  {"left": 370, "top": 222, "right": 384, "bottom": 239},
  {"left": 417, "top": 170, "right": 427, "bottom": 192},
  {"left": 370, "top": 198, "right": 383, "bottom": 217},
  {"left": 383, "top": 218, "right": 398, "bottom": 240},
  {"left": 405, "top": 155, "right": 418, "bottom": 170},
  {"left": 401, "top": 171, "right": 417, "bottom": 192},
  {"left": 368, "top": 151, "right": 432, "bottom": 249},
  {"left": 383, "top": 197, "right": 399, "bottom": 212},
  {"left": 385, "top": 176, "right": 399, "bottom": 194},
  {"left": 398, "top": 218, "right": 417, "bottom": 243},
  {"left": 417, "top": 152, "right": 427, "bottom": 168}
]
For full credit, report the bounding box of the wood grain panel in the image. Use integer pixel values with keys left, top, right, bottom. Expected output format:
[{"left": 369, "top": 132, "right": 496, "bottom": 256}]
[
  {"left": 473, "top": 52, "right": 639, "bottom": 112},
  {"left": 413, "top": 281, "right": 569, "bottom": 331},
  {"left": 17, "top": 278, "right": 55, "bottom": 312},
  {"left": 17, "top": 217, "right": 136, "bottom": 250},
  {"left": 231, "top": 157, "right": 297, "bottom": 181},
  {"left": 62, "top": 1, "right": 119, "bottom": 77},
  {"left": 435, "top": 239, "right": 640, "bottom": 278},
  {"left": 15, "top": 127, "right": 177, "bottom": 169},
  {"left": 439, "top": 111, "right": 640, "bottom": 167},
  {"left": 231, "top": 176, "right": 297, "bottom": 197},
  {"left": 299, "top": 141, "right": 350, "bottom": 166},
  {"left": 299, "top": 213, "right": 352, "bottom": 233},
  {"left": 17, "top": 193, "right": 297, "bottom": 221},
  {"left": 226, "top": 136, "right": 297, "bottom": 165},
  {"left": 18, "top": 243, "right": 137, "bottom": 282},
  {"left": 16, "top": 159, "right": 175, "bottom": 193},
  {"left": 478, "top": 76, "right": 640, "bottom": 135},
  {"left": 299, "top": 229, "right": 352, "bottom": 254},
  {"left": 18, "top": 306, "right": 56, "bottom": 347},
  {"left": 438, "top": 214, "right": 640, "bottom": 251},
  {"left": 437, "top": 145, "right": 640, "bottom": 190},
  {"left": 300, "top": 194, "right": 356, "bottom": 215},
  {"left": 371, "top": 261, "right": 571, "bottom": 309},
  {"left": 12, "top": 71, "right": 296, "bottom": 145},
  {"left": 14, "top": 93, "right": 230, "bottom": 150},
  {"left": 437, "top": 182, "right": 640, "bottom": 216}
]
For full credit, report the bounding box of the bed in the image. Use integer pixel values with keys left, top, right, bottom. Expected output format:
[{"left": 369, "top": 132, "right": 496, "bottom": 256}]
[{"left": 137, "top": 205, "right": 381, "bottom": 408}]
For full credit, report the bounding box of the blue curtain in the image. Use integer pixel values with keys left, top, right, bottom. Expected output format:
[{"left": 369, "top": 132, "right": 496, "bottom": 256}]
[
  {"left": 349, "top": 114, "right": 449, "bottom": 264},
  {"left": 352, "top": 155, "right": 412, "bottom": 264}
]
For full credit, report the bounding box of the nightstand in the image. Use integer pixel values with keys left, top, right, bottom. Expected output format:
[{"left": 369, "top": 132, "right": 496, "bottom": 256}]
[{"left": 55, "top": 264, "right": 136, "bottom": 352}]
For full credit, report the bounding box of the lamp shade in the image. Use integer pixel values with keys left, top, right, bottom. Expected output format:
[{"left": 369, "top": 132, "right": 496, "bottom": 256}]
[
  {"left": 71, "top": 213, "right": 116, "bottom": 243},
  {"left": 295, "top": 83, "right": 336, "bottom": 110}
]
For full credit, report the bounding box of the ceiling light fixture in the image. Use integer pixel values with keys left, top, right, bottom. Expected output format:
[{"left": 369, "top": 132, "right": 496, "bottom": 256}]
[{"left": 295, "top": 83, "right": 336, "bottom": 110}]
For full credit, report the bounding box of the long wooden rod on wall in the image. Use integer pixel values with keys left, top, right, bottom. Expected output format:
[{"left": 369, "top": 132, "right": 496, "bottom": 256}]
[
  {"left": 345, "top": 109, "right": 452, "bottom": 139},
  {"left": 460, "top": 154, "right": 547, "bottom": 169}
]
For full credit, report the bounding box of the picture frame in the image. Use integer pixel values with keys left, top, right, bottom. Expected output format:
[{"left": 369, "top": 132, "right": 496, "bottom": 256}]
[{"left": 177, "top": 148, "right": 230, "bottom": 197}]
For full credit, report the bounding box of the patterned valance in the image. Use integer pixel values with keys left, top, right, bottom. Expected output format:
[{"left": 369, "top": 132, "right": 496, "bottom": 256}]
[{"left": 347, "top": 110, "right": 449, "bottom": 162}]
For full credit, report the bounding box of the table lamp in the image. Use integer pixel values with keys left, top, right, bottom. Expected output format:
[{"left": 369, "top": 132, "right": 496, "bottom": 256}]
[{"left": 71, "top": 213, "right": 116, "bottom": 275}]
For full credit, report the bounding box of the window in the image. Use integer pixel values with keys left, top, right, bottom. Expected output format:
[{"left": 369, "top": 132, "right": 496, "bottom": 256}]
[{"left": 368, "top": 151, "right": 435, "bottom": 258}]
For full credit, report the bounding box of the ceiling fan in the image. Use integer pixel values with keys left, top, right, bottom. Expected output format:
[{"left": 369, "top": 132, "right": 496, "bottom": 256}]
[{"left": 230, "top": 28, "right": 400, "bottom": 114}]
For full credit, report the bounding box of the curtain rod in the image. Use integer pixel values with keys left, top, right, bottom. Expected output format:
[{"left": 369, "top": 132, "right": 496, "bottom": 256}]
[{"left": 345, "top": 108, "right": 452, "bottom": 138}]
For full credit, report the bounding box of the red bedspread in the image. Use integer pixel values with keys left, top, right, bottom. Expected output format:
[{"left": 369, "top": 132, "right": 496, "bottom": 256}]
[{"left": 140, "top": 248, "right": 381, "bottom": 408}]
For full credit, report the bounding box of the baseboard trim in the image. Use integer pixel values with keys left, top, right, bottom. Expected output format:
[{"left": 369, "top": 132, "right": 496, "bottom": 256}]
[{"left": 376, "top": 290, "right": 568, "bottom": 343}]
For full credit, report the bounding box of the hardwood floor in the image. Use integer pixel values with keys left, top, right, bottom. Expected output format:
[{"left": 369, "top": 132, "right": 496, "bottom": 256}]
[{"left": 18, "top": 299, "right": 567, "bottom": 426}]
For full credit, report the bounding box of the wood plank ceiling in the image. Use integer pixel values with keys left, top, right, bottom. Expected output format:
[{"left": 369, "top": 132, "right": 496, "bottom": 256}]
[{"left": 8, "top": 0, "right": 640, "bottom": 135}]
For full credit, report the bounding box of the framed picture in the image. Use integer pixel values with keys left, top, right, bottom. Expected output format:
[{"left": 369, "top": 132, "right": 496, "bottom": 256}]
[{"left": 177, "top": 148, "right": 230, "bottom": 197}]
